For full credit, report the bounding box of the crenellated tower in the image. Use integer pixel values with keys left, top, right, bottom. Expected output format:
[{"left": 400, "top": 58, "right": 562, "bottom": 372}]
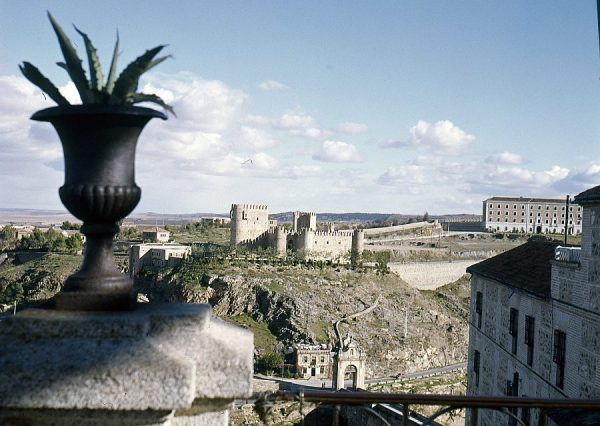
[
  {"left": 230, "top": 204, "right": 269, "bottom": 245},
  {"left": 293, "top": 211, "right": 317, "bottom": 232},
  {"left": 275, "top": 226, "right": 288, "bottom": 257},
  {"left": 351, "top": 228, "right": 365, "bottom": 258}
]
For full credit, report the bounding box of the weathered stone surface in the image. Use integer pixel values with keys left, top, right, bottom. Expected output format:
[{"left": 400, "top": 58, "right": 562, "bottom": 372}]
[{"left": 0, "top": 303, "right": 253, "bottom": 425}]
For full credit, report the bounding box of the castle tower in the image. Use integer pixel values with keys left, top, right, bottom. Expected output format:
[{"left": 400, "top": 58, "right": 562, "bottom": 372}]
[
  {"left": 230, "top": 204, "right": 270, "bottom": 245},
  {"left": 275, "top": 226, "right": 287, "bottom": 257},
  {"left": 293, "top": 211, "right": 317, "bottom": 232},
  {"left": 351, "top": 229, "right": 365, "bottom": 256},
  {"left": 295, "top": 228, "right": 315, "bottom": 257}
]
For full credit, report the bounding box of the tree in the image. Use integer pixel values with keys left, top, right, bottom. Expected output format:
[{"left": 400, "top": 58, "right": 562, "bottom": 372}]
[
  {"left": 0, "top": 281, "right": 24, "bottom": 305},
  {"left": 422, "top": 211, "right": 430, "bottom": 222},
  {"left": 60, "top": 220, "right": 80, "bottom": 230},
  {"left": 0, "top": 225, "right": 15, "bottom": 241},
  {"left": 374, "top": 251, "right": 391, "bottom": 274},
  {"left": 257, "top": 351, "right": 283, "bottom": 375}
]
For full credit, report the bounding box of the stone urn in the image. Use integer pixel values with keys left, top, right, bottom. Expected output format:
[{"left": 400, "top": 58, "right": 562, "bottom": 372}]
[{"left": 31, "top": 105, "right": 166, "bottom": 311}]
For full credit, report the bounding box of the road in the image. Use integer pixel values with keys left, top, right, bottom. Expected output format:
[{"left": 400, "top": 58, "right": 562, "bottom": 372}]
[{"left": 365, "top": 361, "right": 467, "bottom": 386}]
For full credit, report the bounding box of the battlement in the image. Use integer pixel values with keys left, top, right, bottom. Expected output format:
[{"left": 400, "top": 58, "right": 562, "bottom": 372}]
[
  {"left": 313, "top": 230, "right": 354, "bottom": 237},
  {"left": 231, "top": 203, "right": 268, "bottom": 211},
  {"left": 295, "top": 211, "right": 316, "bottom": 217}
]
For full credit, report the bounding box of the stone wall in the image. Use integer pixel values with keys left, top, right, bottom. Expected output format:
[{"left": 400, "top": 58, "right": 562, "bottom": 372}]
[
  {"left": 467, "top": 275, "right": 563, "bottom": 426},
  {"left": 292, "top": 230, "right": 355, "bottom": 262},
  {"left": 388, "top": 260, "right": 477, "bottom": 290}
]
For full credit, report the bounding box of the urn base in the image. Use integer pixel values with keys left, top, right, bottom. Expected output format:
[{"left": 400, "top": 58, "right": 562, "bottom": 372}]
[{"left": 56, "top": 278, "right": 135, "bottom": 311}]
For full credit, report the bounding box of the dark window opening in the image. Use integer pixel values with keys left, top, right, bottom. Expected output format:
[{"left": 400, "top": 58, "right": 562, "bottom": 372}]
[
  {"left": 525, "top": 316, "right": 535, "bottom": 367},
  {"left": 473, "top": 350, "right": 480, "bottom": 387},
  {"left": 509, "top": 308, "right": 519, "bottom": 355},
  {"left": 553, "top": 329, "right": 566, "bottom": 389},
  {"left": 475, "top": 291, "right": 483, "bottom": 328}
]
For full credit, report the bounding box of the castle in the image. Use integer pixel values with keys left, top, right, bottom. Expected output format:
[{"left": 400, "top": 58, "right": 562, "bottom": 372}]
[{"left": 229, "top": 204, "right": 364, "bottom": 262}]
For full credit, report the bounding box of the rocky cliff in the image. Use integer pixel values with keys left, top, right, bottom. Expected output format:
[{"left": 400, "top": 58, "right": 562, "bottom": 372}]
[{"left": 135, "top": 261, "right": 469, "bottom": 377}]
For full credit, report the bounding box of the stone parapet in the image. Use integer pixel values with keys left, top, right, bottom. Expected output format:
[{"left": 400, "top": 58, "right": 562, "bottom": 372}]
[{"left": 0, "top": 303, "right": 253, "bottom": 425}]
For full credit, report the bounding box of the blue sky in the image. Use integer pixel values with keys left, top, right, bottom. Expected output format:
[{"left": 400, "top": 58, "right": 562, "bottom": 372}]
[{"left": 0, "top": 1, "right": 598, "bottom": 214}]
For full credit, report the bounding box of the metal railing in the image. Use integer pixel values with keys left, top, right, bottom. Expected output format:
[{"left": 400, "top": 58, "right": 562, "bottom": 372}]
[{"left": 252, "top": 388, "right": 600, "bottom": 426}]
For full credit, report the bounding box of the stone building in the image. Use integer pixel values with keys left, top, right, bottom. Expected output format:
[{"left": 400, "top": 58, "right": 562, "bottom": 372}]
[
  {"left": 467, "top": 185, "right": 600, "bottom": 425},
  {"left": 230, "top": 203, "right": 364, "bottom": 262},
  {"left": 141, "top": 226, "right": 170, "bottom": 243},
  {"left": 483, "top": 196, "right": 582, "bottom": 234},
  {"left": 332, "top": 335, "right": 367, "bottom": 390},
  {"left": 294, "top": 343, "right": 332, "bottom": 379},
  {"left": 129, "top": 243, "right": 191, "bottom": 277}
]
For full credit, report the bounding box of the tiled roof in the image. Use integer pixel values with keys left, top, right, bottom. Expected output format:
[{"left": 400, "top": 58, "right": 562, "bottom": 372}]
[
  {"left": 466, "top": 240, "right": 559, "bottom": 298},
  {"left": 574, "top": 185, "right": 600, "bottom": 206},
  {"left": 142, "top": 227, "right": 168, "bottom": 233},
  {"left": 486, "top": 196, "right": 574, "bottom": 204}
]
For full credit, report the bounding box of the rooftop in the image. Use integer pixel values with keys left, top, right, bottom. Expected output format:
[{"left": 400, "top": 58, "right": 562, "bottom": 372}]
[
  {"left": 486, "top": 196, "right": 575, "bottom": 204},
  {"left": 466, "top": 240, "right": 560, "bottom": 298},
  {"left": 574, "top": 185, "right": 600, "bottom": 206},
  {"left": 141, "top": 226, "right": 168, "bottom": 233}
]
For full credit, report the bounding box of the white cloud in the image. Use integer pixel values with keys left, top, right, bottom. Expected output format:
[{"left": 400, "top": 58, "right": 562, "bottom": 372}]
[
  {"left": 246, "top": 111, "right": 325, "bottom": 139},
  {"left": 385, "top": 120, "right": 475, "bottom": 155},
  {"left": 336, "top": 121, "right": 368, "bottom": 134},
  {"left": 293, "top": 127, "right": 323, "bottom": 139},
  {"left": 277, "top": 112, "right": 317, "bottom": 130},
  {"left": 251, "top": 152, "right": 278, "bottom": 170},
  {"left": 486, "top": 151, "right": 523, "bottom": 165},
  {"left": 235, "top": 126, "right": 277, "bottom": 152},
  {"left": 258, "top": 80, "right": 288, "bottom": 91},
  {"left": 377, "top": 164, "right": 428, "bottom": 186},
  {"left": 141, "top": 72, "right": 246, "bottom": 133},
  {"left": 313, "top": 140, "right": 363, "bottom": 163},
  {"left": 484, "top": 165, "right": 569, "bottom": 187}
]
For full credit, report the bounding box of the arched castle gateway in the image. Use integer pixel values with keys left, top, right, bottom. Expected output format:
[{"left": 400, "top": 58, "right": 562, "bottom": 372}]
[
  {"left": 230, "top": 204, "right": 364, "bottom": 262},
  {"left": 332, "top": 335, "right": 367, "bottom": 390}
]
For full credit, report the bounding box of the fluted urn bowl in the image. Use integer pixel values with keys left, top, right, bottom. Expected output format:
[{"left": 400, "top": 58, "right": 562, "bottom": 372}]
[{"left": 32, "top": 105, "right": 166, "bottom": 311}]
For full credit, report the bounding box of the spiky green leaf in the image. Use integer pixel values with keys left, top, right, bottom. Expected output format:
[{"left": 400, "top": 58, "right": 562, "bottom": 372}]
[
  {"left": 127, "top": 92, "right": 175, "bottom": 116},
  {"left": 146, "top": 55, "right": 172, "bottom": 72},
  {"left": 19, "top": 62, "right": 70, "bottom": 106},
  {"left": 105, "top": 32, "right": 120, "bottom": 95},
  {"left": 47, "top": 11, "right": 93, "bottom": 103},
  {"left": 74, "top": 25, "right": 103, "bottom": 92},
  {"left": 110, "top": 45, "right": 165, "bottom": 104}
]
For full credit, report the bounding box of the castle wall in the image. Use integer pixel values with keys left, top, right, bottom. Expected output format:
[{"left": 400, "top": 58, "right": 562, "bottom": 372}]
[
  {"left": 230, "top": 204, "right": 270, "bottom": 245},
  {"left": 230, "top": 203, "right": 363, "bottom": 262},
  {"left": 294, "top": 230, "right": 355, "bottom": 262}
]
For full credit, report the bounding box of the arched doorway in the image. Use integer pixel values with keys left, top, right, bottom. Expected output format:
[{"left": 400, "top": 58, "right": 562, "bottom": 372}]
[{"left": 343, "top": 364, "right": 358, "bottom": 390}]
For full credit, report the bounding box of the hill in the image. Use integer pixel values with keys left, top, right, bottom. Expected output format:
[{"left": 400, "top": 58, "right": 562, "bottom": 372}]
[{"left": 134, "top": 259, "right": 469, "bottom": 377}]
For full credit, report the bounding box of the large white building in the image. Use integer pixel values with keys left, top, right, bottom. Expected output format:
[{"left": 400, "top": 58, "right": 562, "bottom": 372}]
[
  {"left": 467, "top": 185, "right": 600, "bottom": 425},
  {"left": 483, "top": 196, "right": 582, "bottom": 234}
]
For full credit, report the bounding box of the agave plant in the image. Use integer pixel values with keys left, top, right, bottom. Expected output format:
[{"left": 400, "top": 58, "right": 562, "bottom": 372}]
[{"left": 20, "top": 12, "right": 174, "bottom": 115}]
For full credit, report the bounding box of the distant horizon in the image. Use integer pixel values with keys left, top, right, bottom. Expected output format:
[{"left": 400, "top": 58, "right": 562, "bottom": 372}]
[{"left": 0, "top": 206, "right": 483, "bottom": 218}]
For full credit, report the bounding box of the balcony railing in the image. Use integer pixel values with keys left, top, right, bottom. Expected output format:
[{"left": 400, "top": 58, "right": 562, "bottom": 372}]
[
  {"left": 252, "top": 389, "right": 600, "bottom": 426},
  {"left": 554, "top": 246, "right": 581, "bottom": 263}
]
